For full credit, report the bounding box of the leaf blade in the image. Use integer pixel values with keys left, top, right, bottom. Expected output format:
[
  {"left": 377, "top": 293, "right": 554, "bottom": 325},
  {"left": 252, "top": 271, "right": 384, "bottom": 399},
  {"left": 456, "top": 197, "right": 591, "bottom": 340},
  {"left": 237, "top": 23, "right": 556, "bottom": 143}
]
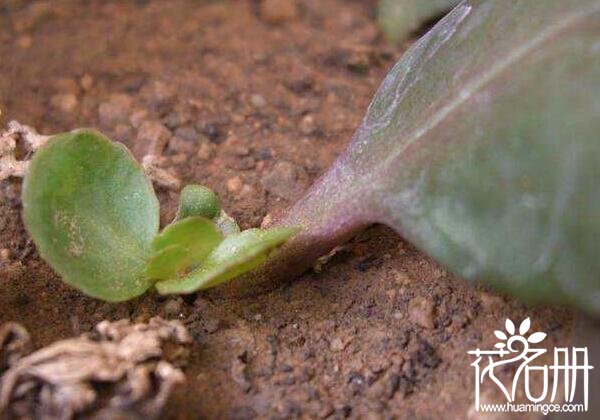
[
  {"left": 22, "top": 129, "right": 159, "bottom": 301},
  {"left": 147, "top": 216, "right": 223, "bottom": 280},
  {"left": 278, "top": 0, "right": 600, "bottom": 315},
  {"left": 156, "top": 227, "right": 299, "bottom": 294}
]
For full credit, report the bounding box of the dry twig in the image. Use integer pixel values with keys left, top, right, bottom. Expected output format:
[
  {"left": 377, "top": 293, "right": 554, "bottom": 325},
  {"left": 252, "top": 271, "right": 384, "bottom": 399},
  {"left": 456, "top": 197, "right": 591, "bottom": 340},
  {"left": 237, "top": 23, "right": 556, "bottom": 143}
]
[{"left": 0, "top": 121, "right": 50, "bottom": 181}]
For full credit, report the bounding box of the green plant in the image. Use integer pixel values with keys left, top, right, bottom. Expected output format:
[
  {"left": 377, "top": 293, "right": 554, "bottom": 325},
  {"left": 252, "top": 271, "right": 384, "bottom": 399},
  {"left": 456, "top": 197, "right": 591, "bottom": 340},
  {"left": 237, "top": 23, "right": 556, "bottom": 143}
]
[
  {"left": 21, "top": 0, "right": 600, "bottom": 316},
  {"left": 22, "top": 130, "right": 297, "bottom": 302},
  {"left": 229, "top": 0, "right": 600, "bottom": 316}
]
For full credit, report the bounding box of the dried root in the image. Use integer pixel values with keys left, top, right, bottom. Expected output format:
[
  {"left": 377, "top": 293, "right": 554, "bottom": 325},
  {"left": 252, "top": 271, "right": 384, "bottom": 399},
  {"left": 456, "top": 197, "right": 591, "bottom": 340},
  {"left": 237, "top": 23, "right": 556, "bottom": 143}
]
[
  {"left": 0, "top": 323, "right": 32, "bottom": 374},
  {"left": 0, "top": 317, "right": 191, "bottom": 420},
  {"left": 1, "top": 121, "right": 180, "bottom": 191},
  {"left": 0, "top": 121, "right": 50, "bottom": 181},
  {"left": 142, "top": 154, "right": 181, "bottom": 190}
]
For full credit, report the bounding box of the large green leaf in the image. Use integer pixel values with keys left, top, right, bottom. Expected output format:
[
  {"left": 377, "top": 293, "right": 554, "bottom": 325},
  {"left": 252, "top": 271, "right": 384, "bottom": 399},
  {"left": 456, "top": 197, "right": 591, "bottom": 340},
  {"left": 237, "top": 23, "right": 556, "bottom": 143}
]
[
  {"left": 253, "top": 0, "right": 600, "bottom": 315},
  {"left": 22, "top": 130, "right": 159, "bottom": 301}
]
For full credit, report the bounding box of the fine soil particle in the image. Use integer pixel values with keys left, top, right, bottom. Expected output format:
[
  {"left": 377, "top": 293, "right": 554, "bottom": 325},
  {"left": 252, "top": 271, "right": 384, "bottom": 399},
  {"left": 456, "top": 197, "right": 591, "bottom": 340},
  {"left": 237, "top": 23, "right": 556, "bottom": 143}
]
[{"left": 0, "top": 1, "right": 574, "bottom": 419}]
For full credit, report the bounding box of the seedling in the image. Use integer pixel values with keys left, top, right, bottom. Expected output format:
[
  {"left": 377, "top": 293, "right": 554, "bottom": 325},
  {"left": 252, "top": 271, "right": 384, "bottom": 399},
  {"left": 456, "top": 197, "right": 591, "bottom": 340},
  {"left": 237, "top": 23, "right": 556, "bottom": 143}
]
[
  {"left": 22, "top": 130, "right": 298, "bottom": 301},
  {"left": 18, "top": 1, "right": 600, "bottom": 315}
]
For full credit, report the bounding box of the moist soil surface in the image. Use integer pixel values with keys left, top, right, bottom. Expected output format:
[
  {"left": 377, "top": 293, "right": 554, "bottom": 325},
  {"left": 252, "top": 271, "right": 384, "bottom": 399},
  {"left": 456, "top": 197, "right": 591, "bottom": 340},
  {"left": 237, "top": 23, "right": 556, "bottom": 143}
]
[{"left": 0, "top": 1, "right": 574, "bottom": 419}]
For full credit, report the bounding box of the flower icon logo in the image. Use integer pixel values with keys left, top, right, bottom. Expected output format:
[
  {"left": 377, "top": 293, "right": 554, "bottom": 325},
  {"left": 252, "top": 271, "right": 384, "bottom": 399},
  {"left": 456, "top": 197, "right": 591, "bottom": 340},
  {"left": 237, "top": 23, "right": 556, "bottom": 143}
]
[{"left": 493, "top": 318, "right": 547, "bottom": 355}]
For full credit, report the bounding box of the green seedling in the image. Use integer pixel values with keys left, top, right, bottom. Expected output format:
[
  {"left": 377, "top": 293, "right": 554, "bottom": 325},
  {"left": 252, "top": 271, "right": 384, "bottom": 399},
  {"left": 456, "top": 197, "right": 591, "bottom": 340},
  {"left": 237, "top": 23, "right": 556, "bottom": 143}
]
[
  {"left": 20, "top": 0, "right": 600, "bottom": 316},
  {"left": 22, "top": 129, "right": 298, "bottom": 302}
]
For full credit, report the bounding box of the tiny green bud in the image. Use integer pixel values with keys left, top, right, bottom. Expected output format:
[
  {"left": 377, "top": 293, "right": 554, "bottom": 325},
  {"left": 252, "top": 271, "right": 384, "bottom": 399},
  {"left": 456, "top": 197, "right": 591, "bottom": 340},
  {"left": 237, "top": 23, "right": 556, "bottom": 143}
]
[{"left": 176, "top": 184, "right": 220, "bottom": 221}]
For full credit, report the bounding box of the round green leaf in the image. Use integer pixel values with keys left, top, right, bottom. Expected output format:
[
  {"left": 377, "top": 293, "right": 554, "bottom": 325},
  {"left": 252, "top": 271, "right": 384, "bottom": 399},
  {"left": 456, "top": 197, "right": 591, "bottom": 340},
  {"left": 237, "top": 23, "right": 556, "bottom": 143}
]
[
  {"left": 22, "top": 129, "right": 159, "bottom": 302},
  {"left": 156, "top": 227, "right": 299, "bottom": 294}
]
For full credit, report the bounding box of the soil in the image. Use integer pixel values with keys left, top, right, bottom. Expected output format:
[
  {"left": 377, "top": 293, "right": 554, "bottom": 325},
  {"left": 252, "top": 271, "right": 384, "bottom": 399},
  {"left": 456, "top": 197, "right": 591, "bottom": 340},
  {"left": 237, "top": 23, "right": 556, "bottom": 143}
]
[{"left": 0, "top": 1, "right": 574, "bottom": 419}]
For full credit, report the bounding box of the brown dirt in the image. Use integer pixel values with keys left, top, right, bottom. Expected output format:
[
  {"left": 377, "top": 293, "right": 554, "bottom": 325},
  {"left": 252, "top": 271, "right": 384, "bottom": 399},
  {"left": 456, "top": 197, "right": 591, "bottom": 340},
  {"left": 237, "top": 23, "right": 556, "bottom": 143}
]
[{"left": 0, "top": 1, "right": 574, "bottom": 419}]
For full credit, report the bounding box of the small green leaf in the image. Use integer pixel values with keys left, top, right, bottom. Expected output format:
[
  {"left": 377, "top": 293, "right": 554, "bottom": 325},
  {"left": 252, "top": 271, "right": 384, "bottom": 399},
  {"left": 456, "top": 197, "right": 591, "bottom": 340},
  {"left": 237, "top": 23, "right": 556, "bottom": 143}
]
[
  {"left": 146, "top": 216, "right": 222, "bottom": 280},
  {"left": 174, "top": 184, "right": 220, "bottom": 221},
  {"left": 378, "top": 0, "right": 459, "bottom": 45},
  {"left": 145, "top": 245, "right": 187, "bottom": 280},
  {"left": 155, "top": 227, "right": 299, "bottom": 294},
  {"left": 22, "top": 129, "right": 159, "bottom": 302}
]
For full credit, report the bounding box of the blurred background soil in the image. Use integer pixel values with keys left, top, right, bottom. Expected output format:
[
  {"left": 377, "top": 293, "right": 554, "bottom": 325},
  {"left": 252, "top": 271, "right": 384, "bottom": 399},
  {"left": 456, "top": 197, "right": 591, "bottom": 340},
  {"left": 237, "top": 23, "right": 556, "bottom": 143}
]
[{"left": 0, "top": 1, "right": 573, "bottom": 418}]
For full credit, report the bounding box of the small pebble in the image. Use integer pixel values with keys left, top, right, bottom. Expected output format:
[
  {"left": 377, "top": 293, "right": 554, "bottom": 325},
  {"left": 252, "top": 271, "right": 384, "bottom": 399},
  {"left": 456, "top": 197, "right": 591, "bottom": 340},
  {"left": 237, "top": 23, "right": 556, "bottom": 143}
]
[
  {"left": 129, "top": 109, "right": 149, "bottom": 128},
  {"left": 141, "top": 80, "right": 176, "bottom": 108},
  {"left": 173, "top": 126, "right": 198, "bottom": 143},
  {"left": 260, "top": 214, "right": 273, "bottom": 228},
  {"left": 197, "top": 142, "right": 215, "bottom": 160},
  {"left": 232, "top": 114, "right": 245, "bottom": 124},
  {"left": 250, "top": 93, "right": 267, "bottom": 108},
  {"left": 227, "top": 176, "right": 243, "bottom": 193},
  {"left": 479, "top": 291, "right": 504, "bottom": 311},
  {"left": 408, "top": 296, "right": 435, "bottom": 329},
  {"left": 0, "top": 248, "right": 11, "bottom": 261},
  {"left": 168, "top": 137, "right": 195, "bottom": 154},
  {"left": 329, "top": 337, "right": 346, "bottom": 352},
  {"left": 170, "top": 153, "right": 187, "bottom": 164},
  {"left": 98, "top": 94, "right": 132, "bottom": 126},
  {"left": 204, "top": 318, "right": 221, "bottom": 334},
  {"left": 299, "top": 114, "right": 317, "bottom": 135},
  {"left": 163, "top": 298, "right": 184, "bottom": 318},
  {"left": 261, "top": 161, "right": 308, "bottom": 201},
  {"left": 54, "top": 78, "right": 80, "bottom": 95},
  {"left": 260, "top": 0, "right": 299, "bottom": 24},
  {"left": 386, "top": 289, "right": 397, "bottom": 302},
  {"left": 50, "top": 93, "right": 78, "bottom": 113},
  {"left": 80, "top": 74, "right": 94, "bottom": 91},
  {"left": 16, "top": 35, "right": 32, "bottom": 49},
  {"left": 395, "top": 272, "right": 410, "bottom": 285}
]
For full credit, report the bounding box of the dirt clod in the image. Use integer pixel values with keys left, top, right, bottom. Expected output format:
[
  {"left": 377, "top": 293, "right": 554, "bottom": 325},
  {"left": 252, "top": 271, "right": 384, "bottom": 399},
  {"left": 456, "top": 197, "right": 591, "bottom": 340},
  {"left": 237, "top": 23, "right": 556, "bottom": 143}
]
[
  {"left": 227, "top": 176, "right": 243, "bottom": 194},
  {"left": 408, "top": 296, "right": 436, "bottom": 330},
  {"left": 98, "top": 94, "right": 133, "bottom": 127},
  {"left": 261, "top": 160, "right": 308, "bottom": 201},
  {"left": 50, "top": 93, "right": 78, "bottom": 114},
  {"left": 259, "top": 0, "right": 299, "bottom": 24}
]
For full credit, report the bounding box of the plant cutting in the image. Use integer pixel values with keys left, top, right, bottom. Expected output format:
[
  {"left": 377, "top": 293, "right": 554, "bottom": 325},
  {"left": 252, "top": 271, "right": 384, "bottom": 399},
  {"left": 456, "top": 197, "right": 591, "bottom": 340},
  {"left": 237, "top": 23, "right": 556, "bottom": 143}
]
[
  {"left": 221, "top": 0, "right": 600, "bottom": 316},
  {"left": 22, "top": 129, "right": 298, "bottom": 301},
  {"left": 19, "top": 0, "right": 600, "bottom": 316}
]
